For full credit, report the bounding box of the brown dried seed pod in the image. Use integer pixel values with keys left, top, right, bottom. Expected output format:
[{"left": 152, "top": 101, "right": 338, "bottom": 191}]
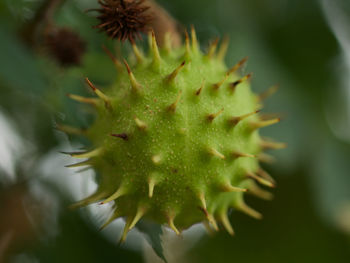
[
  {"left": 45, "top": 27, "right": 86, "bottom": 67},
  {"left": 94, "top": 0, "right": 153, "bottom": 42}
]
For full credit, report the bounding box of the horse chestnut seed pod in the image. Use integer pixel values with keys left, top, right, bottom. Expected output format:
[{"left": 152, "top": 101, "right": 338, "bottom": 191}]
[{"left": 63, "top": 28, "right": 283, "bottom": 242}]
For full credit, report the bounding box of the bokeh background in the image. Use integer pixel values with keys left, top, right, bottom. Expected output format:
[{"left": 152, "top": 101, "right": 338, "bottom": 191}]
[{"left": 1, "top": 0, "right": 350, "bottom": 262}]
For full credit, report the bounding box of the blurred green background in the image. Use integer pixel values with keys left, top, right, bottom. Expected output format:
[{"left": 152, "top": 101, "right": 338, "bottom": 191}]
[{"left": 1, "top": 0, "right": 350, "bottom": 262}]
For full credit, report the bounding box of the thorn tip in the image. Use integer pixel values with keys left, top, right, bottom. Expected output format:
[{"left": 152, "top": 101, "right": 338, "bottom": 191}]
[
  {"left": 237, "top": 202, "right": 263, "bottom": 220},
  {"left": 168, "top": 217, "right": 180, "bottom": 235},
  {"left": 191, "top": 25, "right": 199, "bottom": 52},
  {"left": 227, "top": 57, "right": 248, "bottom": 75},
  {"left": 250, "top": 118, "right": 280, "bottom": 129},
  {"left": 167, "top": 90, "right": 182, "bottom": 112},
  {"left": 220, "top": 212, "right": 234, "bottom": 236},
  {"left": 85, "top": 78, "right": 111, "bottom": 108},
  {"left": 129, "top": 206, "right": 146, "bottom": 230},
  {"left": 209, "top": 148, "right": 226, "bottom": 159},
  {"left": 207, "top": 108, "right": 224, "bottom": 122},
  {"left": 258, "top": 84, "right": 279, "bottom": 102},
  {"left": 207, "top": 38, "right": 219, "bottom": 58},
  {"left": 134, "top": 117, "right": 147, "bottom": 130},
  {"left": 148, "top": 178, "right": 156, "bottom": 198},
  {"left": 111, "top": 133, "right": 128, "bottom": 141},
  {"left": 123, "top": 59, "right": 142, "bottom": 93},
  {"left": 217, "top": 36, "right": 229, "bottom": 61},
  {"left": 230, "top": 73, "right": 252, "bottom": 90},
  {"left": 230, "top": 110, "right": 260, "bottom": 126},
  {"left": 100, "top": 184, "right": 127, "bottom": 205},
  {"left": 247, "top": 172, "right": 275, "bottom": 188},
  {"left": 221, "top": 182, "right": 247, "bottom": 192},
  {"left": 150, "top": 30, "right": 161, "bottom": 68},
  {"left": 66, "top": 94, "right": 98, "bottom": 106},
  {"left": 167, "top": 61, "right": 186, "bottom": 83},
  {"left": 151, "top": 154, "right": 162, "bottom": 165}
]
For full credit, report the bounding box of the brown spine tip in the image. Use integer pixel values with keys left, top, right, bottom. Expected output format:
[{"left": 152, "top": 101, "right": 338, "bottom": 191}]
[
  {"left": 150, "top": 30, "right": 161, "bottom": 67},
  {"left": 195, "top": 81, "right": 205, "bottom": 96},
  {"left": 123, "top": 59, "right": 143, "bottom": 93},
  {"left": 199, "top": 205, "right": 209, "bottom": 218},
  {"left": 230, "top": 73, "right": 252, "bottom": 90},
  {"left": 167, "top": 61, "right": 186, "bottom": 82},
  {"left": 184, "top": 30, "right": 191, "bottom": 55},
  {"left": 190, "top": 25, "right": 199, "bottom": 51},
  {"left": 102, "top": 45, "right": 123, "bottom": 70},
  {"left": 260, "top": 140, "right": 287, "bottom": 150},
  {"left": 258, "top": 153, "right": 276, "bottom": 164},
  {"left": 111, "top": 133, "right": 128, "bottom": 141},
  {"left": 69, "top": 191, "right": 107, "bottom": 210},
  {"left": 207, "top": 108, "right": 224, "bottom": 122},
  {"left": 217, "top": 35, "right": 229, "bottom": 61},
  {"left": 258, "top": 112, "right": 283, "bottom": 121},
  {"left": 229, "top": 110, "right": 260, "bottom": 126},
  {"left": 84, "top": 77, "right": 111, "bottom": 108},
  {"left": 213, "top": 74, "right": 229, "bottom": 90},
  {"left": 123, "top": 59, "right": 132, "bottom": 74},
  {"left": 167, "top": 90, "right": 183, "bottom": 112},
  {"left": 85, "top": 77, "right": 96, "bottom": 91},
  {"left": 207, "top": 38, "right": 219, "bottom": 58},
  {"left": 196, "top": 87, "right": 203, "bottom": 96},
  {"left": 250, "top": 118, "right": 280, "bottom": 130},
  {"left": 198, "top": 192, "right": 207, "bottom": 210},
  {"left": 227, "top": 57, "right": 249, "bottom": 75},
  {"left": 258, "top": 84, "right": 279, "bottom": 102}
]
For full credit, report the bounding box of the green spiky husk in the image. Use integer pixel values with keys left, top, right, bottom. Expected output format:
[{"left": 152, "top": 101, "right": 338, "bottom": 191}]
[{"left": 67, "top": 31, "right": 278, "bottom": 238}]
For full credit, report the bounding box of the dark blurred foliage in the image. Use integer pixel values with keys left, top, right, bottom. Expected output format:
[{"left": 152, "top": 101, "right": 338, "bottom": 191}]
[
  {"left": 0, "top": 0, "right": 350, "bottom": 262},
  {"left": 190, "top": 171, "right": 350, "bottom": 263}
]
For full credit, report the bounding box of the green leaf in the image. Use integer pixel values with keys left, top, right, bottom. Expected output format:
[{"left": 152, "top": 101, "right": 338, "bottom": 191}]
[
  {"left": 0, "top": 26, "right": 47, "bottom": 95},
  {"left": 312, "top": 137, "right": 350, "bottom": 228},
  {"left": 136, "top": 220, "right": 167, "bottom": 263}
]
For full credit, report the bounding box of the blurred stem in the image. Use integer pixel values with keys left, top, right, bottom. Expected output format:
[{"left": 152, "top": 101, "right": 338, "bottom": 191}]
[
  {"left": 145, "top": 0, "right": 181, "bottom": 47},
  {"left": 21, "top": 0, "right": 66, "bottom": 47},
  {"left": 0, "top": 230, "right": 14, "bottom": 262}
]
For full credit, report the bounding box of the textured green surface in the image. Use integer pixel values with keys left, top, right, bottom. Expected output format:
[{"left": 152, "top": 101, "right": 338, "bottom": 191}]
[{"left": 68, "top": 31, "right": 277, "bottom": 239}]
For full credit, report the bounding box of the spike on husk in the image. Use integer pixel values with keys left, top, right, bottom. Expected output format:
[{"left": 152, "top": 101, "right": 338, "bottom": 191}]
[{"left": 123, "top": 59, "right": 143, "bottom": 93}]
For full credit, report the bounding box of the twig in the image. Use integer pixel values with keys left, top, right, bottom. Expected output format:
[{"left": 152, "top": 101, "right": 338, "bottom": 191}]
[{"left": 21, "top": 0, "right": 66, "bottom": 46}]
